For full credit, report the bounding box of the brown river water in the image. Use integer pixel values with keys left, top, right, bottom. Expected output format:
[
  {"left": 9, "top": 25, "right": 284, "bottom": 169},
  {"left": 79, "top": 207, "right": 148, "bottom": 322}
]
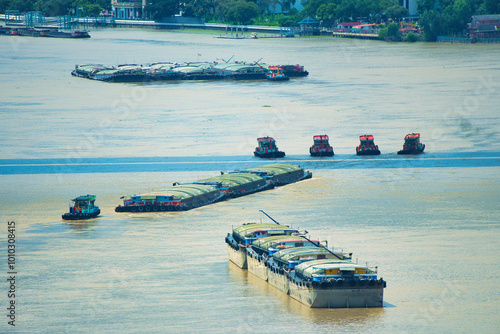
[{"left": 0, "top": 28, "right": 499, "bottom": 333}]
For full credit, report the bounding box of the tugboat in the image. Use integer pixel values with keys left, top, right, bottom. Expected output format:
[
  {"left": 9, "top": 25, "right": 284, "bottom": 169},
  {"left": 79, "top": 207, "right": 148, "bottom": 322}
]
[
  {"left": 397, "top": 133, "right": 425, "bottom": 155},
  {"left": 266, "top": 67, "right": 290, "bottom": 81},
  {"left": 269, "top": 65, "right": 309, "bottom": 77},
  {"left": 62, "top": 194, "right": 100, "bottom": 220},
  {"left": 310, "top": 135, "right": 334, "bottom": 157},
  {"left": 254, "top": 137, "right": 286, "bottom": 158},
  {"left": 356, "top": 135, "right": 380, "bottom": 155}
]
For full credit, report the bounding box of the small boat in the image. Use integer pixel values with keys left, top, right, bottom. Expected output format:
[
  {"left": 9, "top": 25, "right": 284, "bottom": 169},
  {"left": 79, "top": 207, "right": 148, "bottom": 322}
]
[
  {"left": 62, "top": 194, "right": 100, "bottom": 220},
  {"left": 266, "top": 67, "right": 289, "bottom": 81},
  {"left": 254, "top": 137, "right": 286, "bottom": 158},
  {"left": 397, "top": 133, "right": 425, "bottom": 155},
  {"left": 269, "top": 64, "right": 308, "bottom": 77},
  {"left": 310, "top": 135, "right": 334, "bottom": 157},
  {"left": 356, "top": 134, "right": 380, "bottom": 155},
  {"left": 45, "top": 29, "right": 90, "bottom": 38}
]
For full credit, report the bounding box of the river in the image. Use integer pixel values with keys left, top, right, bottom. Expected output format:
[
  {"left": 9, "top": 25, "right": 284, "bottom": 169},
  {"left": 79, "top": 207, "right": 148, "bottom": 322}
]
[{"left": 0, "top": 28, "right": 499, "bottom": 333}]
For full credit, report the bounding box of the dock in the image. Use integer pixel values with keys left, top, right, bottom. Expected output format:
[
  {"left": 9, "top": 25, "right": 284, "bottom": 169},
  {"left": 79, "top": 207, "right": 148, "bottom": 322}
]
[{"left": 332, "top": 32, "right": 380, "bottom": 40}]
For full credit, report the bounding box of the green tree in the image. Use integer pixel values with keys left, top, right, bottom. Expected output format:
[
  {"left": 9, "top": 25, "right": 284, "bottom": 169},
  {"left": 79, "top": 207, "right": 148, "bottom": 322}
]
[
  {"left": 378, "top": 21, "right": 401, "bottom": 40},
  {"left": 35, "top": 0, "right": 71, "bottom": 16},
  {"left": 386, "top": 4, "right": 409, "bottom": 21},
  {"left": 419, "top": 9, "right": 442, "bottom": 41},
  {"left": 184, "top": 0, "right": 219, "bottom": 19},
  {"left": 216, "top": 0, "right": 260, "bottom": 24},
  {"left": 403, "top": 31, "right": 420, "bottom": 42},
  {"left": 145, "top": 0, "right": 181, "bottom": 21}
]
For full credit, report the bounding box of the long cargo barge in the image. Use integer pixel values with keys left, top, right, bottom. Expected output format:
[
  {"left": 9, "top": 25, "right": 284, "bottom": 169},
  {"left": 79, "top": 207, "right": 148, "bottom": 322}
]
[
  {"left": 115, "top": 164, "right": 311, "bottom": 213},
  {"left": 71, "top": 61, "right": 308, "bottom": 82},
  {"left": 225, "top": 213, "right": 386, "bottom": 308}
]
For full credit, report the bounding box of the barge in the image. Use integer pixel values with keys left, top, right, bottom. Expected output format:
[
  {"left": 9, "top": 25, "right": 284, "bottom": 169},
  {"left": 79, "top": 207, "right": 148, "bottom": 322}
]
[
  {"left": 115, "top": 164, "right": 311, "bottom": 213},
  {"left": 226, "top": 221, "right": 299, "bottom": 269},
  {"left": 71, "top": 61, "right": 308, "bottom": 83},
  {"left": 115, "top": 184, "right": 225, "bottom": 212},
  {"left": 225, "top": 213, "right": 386, "bottom": 308},
  {"left": 197, "top": 172, "right": 272, "bottom": 198},
  {"left": 244, "top": 163, "right": 312, "bottom": 186}
]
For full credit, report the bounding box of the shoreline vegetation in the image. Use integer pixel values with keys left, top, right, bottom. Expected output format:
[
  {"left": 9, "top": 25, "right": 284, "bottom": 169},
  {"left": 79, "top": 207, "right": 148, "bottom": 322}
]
[
  {"left": 1, "top": 17, "right": 496, "bottom": 44},
  {"left": 0, "top": 0, "right": 499, "bottom": 43}
]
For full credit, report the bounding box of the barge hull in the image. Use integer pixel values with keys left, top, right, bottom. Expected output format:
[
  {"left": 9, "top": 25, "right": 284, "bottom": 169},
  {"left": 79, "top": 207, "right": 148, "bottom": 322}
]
[
  {"left": 227, "top": 245, "right": 248, "bottom": 269},
  {"left": 289, "top": 282, "right": 384, "bottom": 308},
  {"left": 247, "top": 254, "right": 268, "bottom": 281},
  {"left": 267, "top": 268, "right": 289, "bottom": 294}
]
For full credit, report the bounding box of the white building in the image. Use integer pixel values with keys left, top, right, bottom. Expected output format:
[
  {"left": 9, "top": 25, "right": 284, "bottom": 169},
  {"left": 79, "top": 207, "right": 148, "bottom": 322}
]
[
  {"left": 402, "top": 0, "right": 418, "bottom": 16},
  {"left": 111, "top": 0, "right": 146, "bottom": 19}
]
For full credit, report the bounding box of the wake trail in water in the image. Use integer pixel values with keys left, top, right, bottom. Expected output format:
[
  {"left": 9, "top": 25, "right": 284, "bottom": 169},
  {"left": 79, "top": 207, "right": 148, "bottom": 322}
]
[{"left": 0, "top": 152, "right": 498, "bottom": 175}]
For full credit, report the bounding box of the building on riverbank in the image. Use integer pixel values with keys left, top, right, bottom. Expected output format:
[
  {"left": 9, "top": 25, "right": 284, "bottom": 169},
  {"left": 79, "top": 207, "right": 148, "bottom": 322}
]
[
  {"left": 111, "top": 0, "right": 145, "bottom": 20},
  {"left": 468, "top": 15, "right": 500, "bottom": 42}
]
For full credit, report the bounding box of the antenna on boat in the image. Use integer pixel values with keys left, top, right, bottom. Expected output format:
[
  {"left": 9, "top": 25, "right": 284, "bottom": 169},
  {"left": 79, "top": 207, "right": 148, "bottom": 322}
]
[
  {"left": 259, "top": 210, "right": 280, "bottom": 225},
  {"left": 300, "top": 234, "right": 343, "bottom": 260},
  {"left": 223, "top": 55, "right": 234, "bottom": 63}
]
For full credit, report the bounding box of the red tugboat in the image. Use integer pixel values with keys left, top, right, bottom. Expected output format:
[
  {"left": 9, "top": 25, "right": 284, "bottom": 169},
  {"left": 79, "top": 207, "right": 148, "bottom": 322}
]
[
  {"left": 397, "top": 133, "right": 425, "bottom": 155},
  {"left": 309, "top": 135, "right": 334, "bottom": 157},
  {"left": 356, "top": 135, "right": 380, "bottom": 155},
  {"left": 254, "top": 137, "right": 286, "bottom": 158}
]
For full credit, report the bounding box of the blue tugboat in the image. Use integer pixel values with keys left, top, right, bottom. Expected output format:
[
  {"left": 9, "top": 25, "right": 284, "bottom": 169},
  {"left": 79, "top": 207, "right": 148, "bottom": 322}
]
[
  {"left": 397, "top": 133, "right": 425, "bottom": 155},
  {"left": 62, "top": 194, "right": 100, "bottom": 220},
  {"left": 266, "top": 67, "right": 290, "bottom": 81}
]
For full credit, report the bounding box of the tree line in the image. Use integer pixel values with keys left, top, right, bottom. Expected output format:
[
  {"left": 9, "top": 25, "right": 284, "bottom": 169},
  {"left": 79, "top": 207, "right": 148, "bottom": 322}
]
[{"left": 1, "top": 0, "right": 499, "bottom": 40}]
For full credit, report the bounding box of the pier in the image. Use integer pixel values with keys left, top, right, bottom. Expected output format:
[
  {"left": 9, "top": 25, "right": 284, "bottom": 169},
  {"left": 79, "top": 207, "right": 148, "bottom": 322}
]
[{"left": 332, "top": 32, "right": 380, "bottom": 40}]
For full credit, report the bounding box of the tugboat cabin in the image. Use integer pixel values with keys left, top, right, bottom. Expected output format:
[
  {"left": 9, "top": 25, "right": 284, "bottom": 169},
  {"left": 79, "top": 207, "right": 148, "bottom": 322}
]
[
  {"left": 258, "top": 137, "right": 277, "bottom": 150},
  {"left": 404, "top": 133, "right": 421, "bottom": 148},
  {"left": 359, "top": 135, "right": 375, "bottom": 148},
  {"left": 70, "top": 194, "right": 97, "bottom": 213},
  {"left": 313, "top": 135, "right": 330, "bottom": 147}
]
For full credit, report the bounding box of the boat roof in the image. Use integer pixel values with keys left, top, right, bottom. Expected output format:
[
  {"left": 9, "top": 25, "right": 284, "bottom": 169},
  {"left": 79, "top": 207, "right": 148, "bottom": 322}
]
[
  {"left": 272, "top": 246, "right": 333, "bottom": 261},
  {"left": 72, "top": 194, "right": 96, "bottom": 201},
  {"left": 245, "top": 164, "right": 303, "bottom": 176},
  {"left": 404, "top": 133, "right": 420, "bottom": 139},
  {"left": 257, "top": 136, "right": 275, "bottom": 142},
  {"left": 252, "top": 235, "right": 316, "bottom": 249},
  {"left": 198, "top": 172, "right": 264, "bottom": 187},
  {"left": 233, "top": 223, "right": 296, "bottom": 238},
  {"left": 172, "top": 66, "right": 204, "bottom": 74},
  {"left": 313, "top": 135, "right": 329, "bottom": 140},
  {"left": 212, "top": 63, "right": 264, "bottom": 72},
  {"left": 126, "top": 184, "right": 218, "bottom": 200},
  {"left": 294, "top": 259, "right": 362, "bottom": 276},
  {"left": 359, "top": 135, "right": 374, "bottom": 140}
]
